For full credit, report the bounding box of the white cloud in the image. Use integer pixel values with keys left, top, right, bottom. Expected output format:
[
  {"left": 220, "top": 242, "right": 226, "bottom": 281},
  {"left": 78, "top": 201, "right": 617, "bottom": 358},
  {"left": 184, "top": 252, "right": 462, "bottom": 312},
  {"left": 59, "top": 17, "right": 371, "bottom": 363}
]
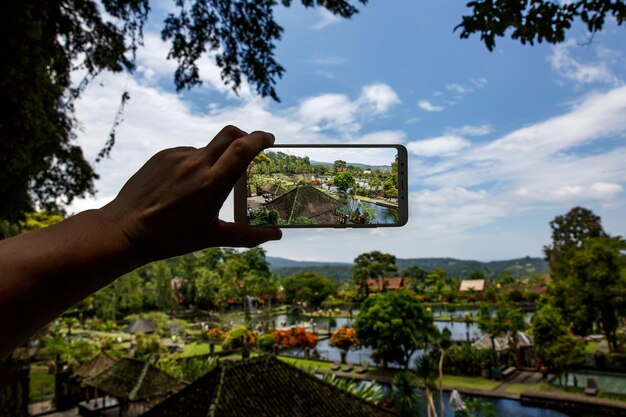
[
  {"left": 415, "top": 86, "right": 626, "bottom": 213},
  {"left": 313, "top": 9, "right": 342, "bottom": 30},
  {"left": 347, "top": 130, "right": 406, "bottom": 144},
  {"left": 516, "top": 182, "right": 623, "bottom": 202},
  {"left": 413, "top": 187, "right": 488, "bottom": 205},
  {"left": 548, "top": 41, "right": 623, "bottom": 86},
  {"left": 359, "top": 84, "right": 400, "bottom": 113},
  {"left": 310, "top": 56, "right": 348, "bottom": 66},
  {"left": 471, "top": 77, "right": 488, "bottom": 88},
  {"left": 446, "top": 124, "right": 493, "bottom": 137},
  {"left": 418, "top": 100, "right": 445, "bottom": 112},
  {"left": 446, "top": 83, "right": 472, "bottom": 94},
  {"left": 135, "top": 32, "right": 251, "bottom": 98},
  {"left": 484, "top": 86, "right": 626, "bottom": 156},
  {"left": 297, "top": 93, "right": 357, "bottom": 128},
  {"left": 296, "top": 83, "right": 400, "bottom": 132},
  {"left": 407, "top": 135, "right": 470, "bottom": 157}
]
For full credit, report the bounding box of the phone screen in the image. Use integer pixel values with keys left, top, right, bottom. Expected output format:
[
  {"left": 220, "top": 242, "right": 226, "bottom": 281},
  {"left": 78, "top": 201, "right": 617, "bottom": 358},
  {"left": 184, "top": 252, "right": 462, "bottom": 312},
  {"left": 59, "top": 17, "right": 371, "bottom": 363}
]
[{"left": 236, "top": 145, "right": 407, "bottom": 227}]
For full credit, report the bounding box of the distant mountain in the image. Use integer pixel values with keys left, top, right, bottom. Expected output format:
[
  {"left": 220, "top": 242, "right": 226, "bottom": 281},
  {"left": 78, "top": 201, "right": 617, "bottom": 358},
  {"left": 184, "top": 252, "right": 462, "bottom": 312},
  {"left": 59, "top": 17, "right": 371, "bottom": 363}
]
[
  {"left": 266, "top": 256, "right": 350, "bottom": 269},
  {"left": 309, "top": 160, "right": 391, "bottom": 172},
  {"left": 268, "top": 256, "right": 547, "bottom": 282}
]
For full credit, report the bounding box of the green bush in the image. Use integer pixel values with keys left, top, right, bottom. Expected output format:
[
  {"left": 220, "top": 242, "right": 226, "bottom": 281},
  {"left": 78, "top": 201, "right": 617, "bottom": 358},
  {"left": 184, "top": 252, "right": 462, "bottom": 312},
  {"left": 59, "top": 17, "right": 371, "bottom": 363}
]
[{"left": 258, "top": 333, "right": 276, "bottom": 352}]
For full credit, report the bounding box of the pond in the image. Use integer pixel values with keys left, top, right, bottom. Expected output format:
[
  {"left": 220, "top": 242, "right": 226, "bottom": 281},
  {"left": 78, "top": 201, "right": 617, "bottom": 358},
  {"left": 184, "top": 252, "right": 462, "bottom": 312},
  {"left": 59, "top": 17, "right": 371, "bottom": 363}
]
[
  {"left": 356, "top": 199, "right": 397, "bottom": 224},
  {"left": 272, "top": 314, "right": 480, "bottom": 367},
  {"left": 553, "top": 371, "right": 626, "bottom": 394},
  {"left": 384, "top": 388, "right": 570, "bottom": 417}
]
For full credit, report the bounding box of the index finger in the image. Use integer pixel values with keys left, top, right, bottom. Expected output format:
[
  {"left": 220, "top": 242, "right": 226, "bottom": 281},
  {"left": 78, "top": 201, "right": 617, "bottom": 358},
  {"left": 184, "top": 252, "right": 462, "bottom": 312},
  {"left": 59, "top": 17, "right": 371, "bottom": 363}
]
[{"left": 207, "top": 130, "right": 275, "bottom": 201}]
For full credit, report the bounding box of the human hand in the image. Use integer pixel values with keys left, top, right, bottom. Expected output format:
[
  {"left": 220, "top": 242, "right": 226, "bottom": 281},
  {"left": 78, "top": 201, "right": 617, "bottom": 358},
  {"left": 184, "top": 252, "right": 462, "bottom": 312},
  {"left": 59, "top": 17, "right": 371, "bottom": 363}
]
[{"left": 100, "top": 125, "right": 282, "bottom": 265}]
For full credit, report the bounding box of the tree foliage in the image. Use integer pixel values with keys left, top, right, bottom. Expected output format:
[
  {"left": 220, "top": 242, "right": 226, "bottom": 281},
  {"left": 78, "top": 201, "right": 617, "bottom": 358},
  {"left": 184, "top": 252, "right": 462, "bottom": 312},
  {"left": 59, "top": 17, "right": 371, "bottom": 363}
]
[
  {"left": 333, "top": 171, "right": 356, "bottom": 192},
  {"left": 1, "top": 0, "right": 149, "bottom": 221},
  {"left": 354, "top": 291, "right": 436, "bottom": 369},
  {"left": 531, "top": 304, "right": 586, "bottom": 379},
  {"left": 457, "top": 0, "right": 626, "bottom": 51},
  {"left": 281, "top": 271, "right": 338, "bottom": 307},
  {"left": 329, "top": 327, "right": 361, "bottom": 351},
  {"left": 558, "top": 236, "right": 626, "bottom": 351},
  {"left": 353, "top": 251, "right": 397, "bottom": 298},
  {"left": 543, "top": 207, "right": 626, "bottom": 351}
]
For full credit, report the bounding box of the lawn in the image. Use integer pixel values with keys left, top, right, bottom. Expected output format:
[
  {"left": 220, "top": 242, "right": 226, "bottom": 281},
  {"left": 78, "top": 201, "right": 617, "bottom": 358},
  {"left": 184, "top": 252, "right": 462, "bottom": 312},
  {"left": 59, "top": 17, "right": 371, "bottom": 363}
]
[
  {"left": 29, "top": 368, "right": 55, "bottom": 404},
  {"left": 535, "top": 383, "right": 626, "bottom": 404},
  {"left": 584, "top": 340, "right": 603, "bottom": 354},
  {"left": 177, "top": 342, "right": 219, "bottom": 357},
  {"left": 503, "top": 383, "right": 541, "bottom": 395},
  {"left": 441, "top": 375, "right": 500, "bottom": 391},
  {"left": 277, "top": 356, "right": 338, "bottom": 372}
]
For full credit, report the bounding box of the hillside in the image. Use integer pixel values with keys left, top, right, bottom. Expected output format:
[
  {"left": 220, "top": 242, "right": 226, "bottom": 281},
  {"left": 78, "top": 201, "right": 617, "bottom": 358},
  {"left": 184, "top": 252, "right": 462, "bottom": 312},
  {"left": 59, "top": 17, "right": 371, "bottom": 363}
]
[{"left": 268, "top": 256, "right": 547, "bottom": 281}]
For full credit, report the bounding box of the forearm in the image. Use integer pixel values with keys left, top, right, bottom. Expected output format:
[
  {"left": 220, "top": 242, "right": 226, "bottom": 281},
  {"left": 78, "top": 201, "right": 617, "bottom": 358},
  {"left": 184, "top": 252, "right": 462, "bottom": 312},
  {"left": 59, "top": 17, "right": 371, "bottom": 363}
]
[{"left": 0, "top": 208, "right": 138, "bottom": 357}]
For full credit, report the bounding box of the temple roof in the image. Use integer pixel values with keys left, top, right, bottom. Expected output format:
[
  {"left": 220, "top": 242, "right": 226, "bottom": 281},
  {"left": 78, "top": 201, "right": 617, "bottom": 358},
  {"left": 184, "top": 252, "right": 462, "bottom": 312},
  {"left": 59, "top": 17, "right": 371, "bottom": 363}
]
[
  {"left": 459, "top": 279, "right": 486, "bottom": 292},
  {"left": 257, "top": 183, "right": 288, "bottom": 197},
  {"left": 472, "top": 332, "right": 534, "bottom": 352},
  {"left": 83, "top": 358, "right": 184, "bottom": 402},
  {"left": 124, "top": 318, "right": 157, "bottom": 334},
  {"left": 73, "top": 353, "right": 116, "bottom": 380},
  {"left": 142, "top": 356, "right": 395, "bottom": 417},
  {"left": 264, "top": 186, "right": 341, "bottom": 224},
  {"left": 366, "top": 277, "right": 405, "bottom": 292}
]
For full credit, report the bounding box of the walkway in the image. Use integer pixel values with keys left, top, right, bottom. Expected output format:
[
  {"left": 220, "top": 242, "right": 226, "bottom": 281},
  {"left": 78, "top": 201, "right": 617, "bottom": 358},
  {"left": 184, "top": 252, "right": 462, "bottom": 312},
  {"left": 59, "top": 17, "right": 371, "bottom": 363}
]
[{"left": 494, "top": 370, "right": 544, "bottom": 393}]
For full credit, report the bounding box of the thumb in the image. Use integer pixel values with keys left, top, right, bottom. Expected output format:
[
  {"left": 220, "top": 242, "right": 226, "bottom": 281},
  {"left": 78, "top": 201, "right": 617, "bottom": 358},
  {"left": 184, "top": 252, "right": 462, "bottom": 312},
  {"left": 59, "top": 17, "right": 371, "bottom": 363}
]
[{"left": 211, "top": 221, "right": 282, "bottom": 248}]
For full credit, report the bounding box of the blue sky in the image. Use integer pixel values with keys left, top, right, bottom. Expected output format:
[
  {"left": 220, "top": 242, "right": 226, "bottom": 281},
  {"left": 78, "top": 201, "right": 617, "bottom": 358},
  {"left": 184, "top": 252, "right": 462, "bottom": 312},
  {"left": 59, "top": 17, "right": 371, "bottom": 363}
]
[{"left": 71, "top": 1, "right": 626, "bottom": 262}]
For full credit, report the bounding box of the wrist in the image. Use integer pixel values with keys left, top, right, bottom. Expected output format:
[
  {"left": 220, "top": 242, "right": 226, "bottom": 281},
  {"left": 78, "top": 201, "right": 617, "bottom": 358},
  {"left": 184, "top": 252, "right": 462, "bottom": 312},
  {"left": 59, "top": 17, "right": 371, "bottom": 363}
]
[{"left": 91, "top": 205, "right": 145, "bottom": 272}]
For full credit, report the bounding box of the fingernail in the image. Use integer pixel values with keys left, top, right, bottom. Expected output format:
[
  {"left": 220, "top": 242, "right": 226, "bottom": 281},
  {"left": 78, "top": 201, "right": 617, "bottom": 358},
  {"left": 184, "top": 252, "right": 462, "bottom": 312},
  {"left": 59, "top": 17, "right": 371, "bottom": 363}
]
[
  {"left": 271, "top": 228, "right": 283, "bottom": 240},
  {"left": 265, "top": 131, "right": 276, "bottom": 144}
]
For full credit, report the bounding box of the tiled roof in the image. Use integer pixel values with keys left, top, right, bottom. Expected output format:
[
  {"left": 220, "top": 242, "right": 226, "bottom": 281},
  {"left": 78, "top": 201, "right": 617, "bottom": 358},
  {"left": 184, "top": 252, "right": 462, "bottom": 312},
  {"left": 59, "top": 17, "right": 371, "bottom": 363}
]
[
  {"left": 83, "top": 358, "right": 184, "bottom": 402},
  {"left": 459, "top": 279, "right": 486, "bottom": 292},
  {"left": 257, "top": 183, "right": 288, "bottom": 197},
  {"left": 124, "top": 318, "right": 157, "bottom": 334},
  {"left": 142, "top": 356, "right": 395, "bottom": 417},
  {"left": 73, "top": 353, "right": 116, "bottom": 380},
  {"left": 472, "top": 332, "right": 535, "bottom": 352},
  {"left": 264, "top": 186, "right": 341, "bottom": 224},
  {"left": 366, "top": 277, "right": 405, "bottom": 292}
]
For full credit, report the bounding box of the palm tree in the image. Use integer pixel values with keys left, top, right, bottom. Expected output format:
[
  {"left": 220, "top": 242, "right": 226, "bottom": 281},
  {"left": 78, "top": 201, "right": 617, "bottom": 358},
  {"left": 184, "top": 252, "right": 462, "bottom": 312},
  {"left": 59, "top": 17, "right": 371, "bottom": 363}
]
[
  {"left": 392, "top": 371, "right": 419, "bottom": 417},
  {"left": 413, "top": 354, "right": 438, "bottom": 417},
  {"left": 436, "top": 328, "right": 452, "bottom": 417}
]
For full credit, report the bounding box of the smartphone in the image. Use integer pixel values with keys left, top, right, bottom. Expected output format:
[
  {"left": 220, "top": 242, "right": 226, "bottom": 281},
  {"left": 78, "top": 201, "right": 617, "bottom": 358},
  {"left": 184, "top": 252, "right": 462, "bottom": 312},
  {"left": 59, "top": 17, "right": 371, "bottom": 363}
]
[{"left": 234, "top": 144, "right": 408, "bottom": 227}]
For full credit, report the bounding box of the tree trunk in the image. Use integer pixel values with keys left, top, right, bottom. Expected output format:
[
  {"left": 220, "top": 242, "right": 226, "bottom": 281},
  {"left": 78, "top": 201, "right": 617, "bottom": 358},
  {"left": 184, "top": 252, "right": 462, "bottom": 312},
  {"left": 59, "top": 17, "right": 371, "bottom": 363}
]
[
  {"left": 490, "top": 336, "right": 498, "bottom": 367},
  {"left": 439, "top": 351, "right": 445, "bottom": 417},
  {"left": 425, "top": 388, "right": 437, "bottom": 417}
]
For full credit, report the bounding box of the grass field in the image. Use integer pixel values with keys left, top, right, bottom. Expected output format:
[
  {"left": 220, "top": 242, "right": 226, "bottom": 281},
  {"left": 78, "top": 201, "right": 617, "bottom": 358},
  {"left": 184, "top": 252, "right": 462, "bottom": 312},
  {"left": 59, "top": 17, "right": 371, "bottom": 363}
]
[
  {"left": 441, "top": 375, "right": 500, "bottom": 391},
  {"left": 503, "top": 383, "right": 541, "bottom": 395},
  {"left": 177, "top": 342, "right": 221, "bottom": 357},
  {"left": 277, "top": 357, "right": 337, "bottom": 372},
  {"left": 29, "top": 368, "right": 54, "bottom": 404}
]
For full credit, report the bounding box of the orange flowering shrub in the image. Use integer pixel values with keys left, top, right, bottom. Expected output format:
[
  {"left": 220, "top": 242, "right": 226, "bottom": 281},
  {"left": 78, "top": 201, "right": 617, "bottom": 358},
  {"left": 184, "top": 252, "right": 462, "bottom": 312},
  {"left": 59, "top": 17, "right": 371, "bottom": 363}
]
[
  {"left": 272, "top": 327, "right": 318, "bottom": 349},
  {"left": 224, "top": 325, "right": 257, "bottom": 348},
  {"left": 272, "top": 329, "right": 292, "bottom": 347},
  {"left": 206, "top": 328, "right": 224, "bottom": 342},
  {"left": 329, "top": 328, "right": 361, "bottom": 351}
]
